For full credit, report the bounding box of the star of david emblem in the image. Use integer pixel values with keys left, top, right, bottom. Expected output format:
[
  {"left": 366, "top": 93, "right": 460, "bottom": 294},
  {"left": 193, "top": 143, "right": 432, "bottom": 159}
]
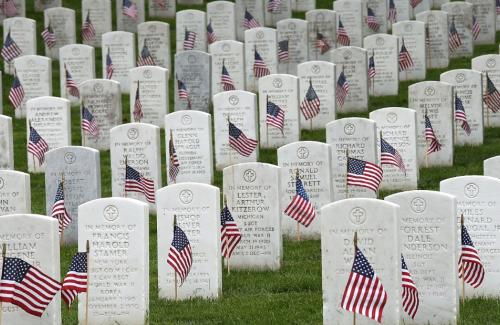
[
  {"left": 243, "top": 169, "right": 256, "bottom": 183},
  {"left": 464, "top": 183, "right": 479, "bottom": 198},
  {"left": 127, "top": 128, "right": 139, "bottom": 140},
  {"left": 349, "top": 207, "right": 366, "bottom": 225},
  {"left": 273, "top": 78, "right": 283, "bottom": 88},
  {"left": 103, "top": 205, "right": 119, "bottom": 221},
  {"left": 344, "top": 123, "right": 355, "bottom": 135},
  {"left": 229, "top": 95, "right": 239, "bottom": 106},
  {"left": 64, "top": 152, "right": 76, "bottom": 164},
  {"left": 297, "top": 147, "right": 309, "bottom": 159},
  {"left": 179, "top": 189, "right": 193, "bottom": 204},
  {"left": 410, "top": 197, "right": 426, "bottom": 213}
]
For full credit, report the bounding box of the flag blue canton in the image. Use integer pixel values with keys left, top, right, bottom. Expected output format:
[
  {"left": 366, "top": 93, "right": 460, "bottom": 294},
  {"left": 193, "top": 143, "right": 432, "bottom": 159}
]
[
  {"left": 125, "top": 165, "right": 142, "bottom": 182},
  {"left": 172, "top": 225, "right": 190, "bottom": 251},
  {"left": 221, "top": 206, "right": 235, "bottom": 226},
  {"left": 267, "top": 101, "right": 281, "bottom": 117},
  {"left": 381, "top": 138, "right": 396, "bottom": 155},
  {"left": 352, "top": 248, "right": 375, "bottom": 278},
  {"left": 348, "top": 158, "right": 368, "bottom": 175},
  {"left": 2, "top": 257, "right": 31, "bottom": 282},
  {"left": 68, "top": 253, "right": 87, "bottom": 273},
  {"left": 295, "top": 178, "right": 310, "bottom": 201}
]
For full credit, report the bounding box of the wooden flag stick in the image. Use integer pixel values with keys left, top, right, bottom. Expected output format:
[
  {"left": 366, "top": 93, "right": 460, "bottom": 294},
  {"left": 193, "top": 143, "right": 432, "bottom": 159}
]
[
  {"left": 309, "top": 78, "right": 314, "bottom": 132},
  {"left": 60, "top": 172, "right": 65, "bottom": 247},
  {"left": 266, "top": 95, "right": 269, "bottom": 146},
  {"left": 0, "top": 243, "right": 6, "bottom": 325},
  {"left": 173, "top": 215, "right": 178, "bottom": 300},
  {"left": 85, "top": 240, "right": 90, "bottom": 325},
  {"left": 345, "top": 148, "right": 349, "bottom": 199},
  {"left": 460, "top": 214, "right": 465, "bottom": 305},
  {"left": 295, "top": 169, "right": 301, "bottom": 242},
  {"left": 170, "top": 130, "right": 176, "bottom": 184},
  {"left": 424, "top": 109, "right": 429, "bottom": 168},
  {"left": 485, "top": 72, "right": 490, "bottom": 128},
  {"left": 371, "top": 49, "right": 375, "bottom": 95},
  {"left": 353, "top": 231, "right": 357, "bottom": 325},
  {"left": 123, "top": 155, "right": 128, "bottom": 197},
  {"left": 223, "top": 195, "right": 231, "bottom": 275}
]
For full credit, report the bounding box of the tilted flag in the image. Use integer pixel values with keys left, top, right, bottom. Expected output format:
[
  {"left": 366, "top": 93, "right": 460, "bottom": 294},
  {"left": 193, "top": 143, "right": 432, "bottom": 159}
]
[
  {"left": 266, "top": 100, "right": 285, "bottom": 132},
  {"left": 472, "top": 16, "right": 481, "bottom": 41},
  {"left": 167, "top": 223, "right": 193, "bottom": 284},
  {"left": 1, "top": 30, "right": 21, "bottom": 62},
  {"left": 41, "top": 23, "right": 56, "bottom": 49},
  {"left": 154, "top": 0, "right": 166, "bottom": 9},
  {"left": 425, "top": 26, "right": 430, "bottom": 46},
  {"left": 220, "top": 204, "right": 242, "bottom": 259},
  {"left": 106, "top": 47, "right": 114, "bottom": 79},
  {"left": 278, "top": 39, "right": 289, "bottom": 62},
  {"left": 125, "top": 164, "right": 155, "bottom": 203},
  {"left": 455, "top": 95, "right": 471, "bottom": 135},
  {"left": 337, "top": 17, "right": 350, "bottom": 47},
  {"left": 133, "top": 84, "right": 143, "bottom": 122},
  {"left": 424, "top": 114, "right": 442, "bottom": 154},
  {"left": 253, "top": 49, "right": 270, "bottom": 78},
  {"left": 169, "top": 132, "right": 180, "bottom": 182},
  {"left": 300, "top": 79, "right": 321, "bottom": 120},
  {"left": 497, "top": 0, "right": 500, "bottom": 15},
  {"left": 81, "top": 105, "right": 99, "bottom": 137},
  {"left": 229, "top": 121, "right": 258, "bottom": 157},
  {"left": 398, "top": 38, "right": 414, "bottom": 71},
  {"left": 221, "top": 62, "right": 236, "bottom": 91},
  {"left": 459, "top": 224, "right": 485, "bottom": 288},
  {"left": 9, "top": 72, "right": 24, "bottom": 110},
  {"left": 81, "top": 11, "right": 96, "bottom": 42},
  {"left": 483, "top": 73, "right": 500, "bottom": 113},
  {"left": 388, "top": 0, "right": 397, "bottom": 23},
  {"left": 207, "top": 20, "right": 217, "bottom": 44},
  {"left": 28, "top": 125, "right": 49, "bottom": 165},
  {"left": 381, "top": 137, "right": 406, "bottom": 174},
  {"left": 65, "top": 65, "right": 80, "bottom": 98},
  {"left": 0, "top": 257, "right": 61, "bottom": 317},
  {"left": 177, "top": 78, "right": 192, "bottom": 109},
  {"left": 368, "top": 53, "right": 376, "bottom": 80},
  {"left": 336, "top": 71, "right": 350, "bottom": 109},
  {"left": 284, "top": 173, "right": 316, "bottom": 227},
  {"left": 401, "top": 255, "right": 419, "bottom": 319},
  {"left": 448, "top": 18, "right": 462, "bottom": 53},
  {"left": 341, "top": 247, "right": 388, "bottom": 323},
  {"left": 137, "top": 40, "right": 155, "bottom": 66},
  {"left": 61, "top": 252, "right": 87, "bottom": 307},
  {"left": 365, "top": 7, "right": 380, "bottom": 32},
  {"left": 315, "top": 32, "right": 331, "bottom": 55},
  {"left": 347, "top": 157, "right": 383, "bottom": 192},
  {"left": 409, "top": 0, "right": 422, "bottom": 9},
  {"left": 122, "top": 0, "right": 138, "bottom": 20},
  {"left": 267, "top": 0, "right": 281, "bottom": 12},
  {"left": 2, "top": 0, "right": 17, "bottom": 17},
  {"left": 51, "top": 180, "right": 72, "bottom": 234},
  {"left": 244, "top": 9, "right": 260, "bottom": 30},
  {"left": 183, "top": 28, "right": 196, "bottom": 50}
]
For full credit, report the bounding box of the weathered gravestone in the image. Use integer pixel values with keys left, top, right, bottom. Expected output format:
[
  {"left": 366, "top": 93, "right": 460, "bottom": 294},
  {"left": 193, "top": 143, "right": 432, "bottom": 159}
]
[
  {"left": 278, "top": 141, "right": 332, "bottom": 239},
  {"left": 207, "top": 1, "right": 236, "bottom": 41},
  {"left": 415, "top": 10, "right": 450, "bottom": 69},
  {"left": 363, "top": 34, "right": 399, "bottom": 96},
  {"left": 0, "top": 170, "right": 30, "bottom": 215},
  {"left": 258, "top": 74, "right": 300, "bottom": 148},
  {"left": 325, "top": 117, "right": 378, "bottom": 200},
  {"left": 137, "top": 21, "right": 171, "bottom": 72},
  {"left": 176, "top": 10, "right": 207, "bottom": 53},
  {"left": 35, "top": 0, "right": 60, "bottom": 11},
  {"left": 441, "top": 69, "right": 484, "bottom": 145},
  {"left": 408, "top": 81, "right": 454, "bottom": 167},
  {"left": 385, "top": 190, "right": 459, "bottom": 325},
  {"left": 81, "top": 0, "right": 112, "bottom": 48},
  {"left": 0, "top": 214, "right": 60, "bottom": 325},
  {"left": 0, "top": 115, "right": 13, "bottom": 169},
  {"left": 235, "top": 0, "right": 265, "bottom": 41},
  {"left": 471, "top": 54, "right": 500, "bottom": 127},
  {"left": 387, "top": 0, "right": 410, "bottom": 28},
  {"left": 129, "top": 66, "right": 168, "bottom": 127},
  {"left": 0, "top": 0, "right": 25, "bottom": 23},
  {"left": 362, "top": 0, "right": 388, "bottom": 37},
  {"left": 148, "top": 0, "right": 175, "bottom": 18},
  {"left": 411, "top": 0, "right": 431, "bottom": 17},
  {"left": 165, "top": 111, "right": 214, "bottom": 185},
  {"left": 441, "top": 176, "right": 500, "bottom": 297},
  {"left": 213, "top": 90, "right": 258, "bottom": 170},
  {"left": 43, "top": 7, "right": 76, "bottom": 60},
  {"left": 156, "top": 183, "right": 222, "bottom": 299},
  {"left": 484, "top": 156, "right": 500, "bottom": 179},
  {"left": 3, "top": 17, "right": 36, "bottom": 75},
  {"left": 174, "top": 50, "right": 211, "bottom": 112},
  {"left": 44, "top": 146, "right": 100, "bottom": 245},
  {"left": 78, "top": 197, "right": 149, "bottom": 324},
  {"left": 265, "top": 0, "right": 292, "bottom": 27},
  {"left": 116, "top": 0, "right": 145, "bottom": 33},
  {"left": 369, "top": 107, "right": 419, "bottom": 191},
  {"left": 466, "top": 0, "right": 496, "bottom": 45},
  {"left": 244, "top": 27, "right": 278, "bottom": 92},
  {"left": 441, "top": 2, "right": 474, "bottom": 58},
  {"left": 321, "top": 198, "right": 400, "bottom": 325},
  {"left": 26, "top": 96, "right": 71, "bottom": 173},
  {"left": 276, "top": 18, "right": 308, "bottom": 75},
  {"left": 79, "top": 79, "right": 122, "bottom": 150},
  {"left": 392, "top": 20, "right": 427, "bottom": 81},
  {"left": 223, "top": 162, "right": 282, "bottom": 270},
  {"left": 110, "top": 123, "right": 162, "bottom": 212},
  {"left": 102, "top": 31, "right": 135, "bottom": 94},
  {"left": 305, "top": 9, "right": 336, "bottom": 61},
  {"left": 333, "top": 0, "right": 363, "bottom": 47},
  {"left": 209, "top": 40, "right": 245, "bottom": 98},
  {"left": 59, "top": 44, "right": 95, "bottom": 103},
  {"left": 13, "top": 55, "right": 52, "bottom": 119}
]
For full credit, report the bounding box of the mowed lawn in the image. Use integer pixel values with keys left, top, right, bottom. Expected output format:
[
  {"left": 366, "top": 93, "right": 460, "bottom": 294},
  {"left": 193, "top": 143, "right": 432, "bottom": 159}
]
[{"left": 2, "top": 0, "right": 500, "bottom": 323}]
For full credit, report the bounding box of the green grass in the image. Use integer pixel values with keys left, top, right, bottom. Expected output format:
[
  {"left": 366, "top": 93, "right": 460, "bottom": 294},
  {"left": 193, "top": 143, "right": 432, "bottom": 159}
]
[{"left": 3, "top": 0, "right": 500, "bottom": 324}]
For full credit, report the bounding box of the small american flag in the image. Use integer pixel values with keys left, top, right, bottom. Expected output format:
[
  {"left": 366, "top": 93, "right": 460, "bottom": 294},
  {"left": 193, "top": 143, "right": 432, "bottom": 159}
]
[
  {"left": 207, "top": 20, "right": 217, "bottom": 44},
  {"left": 341, "top": 246, "right": 387, "bottom": 323},
  {"left": 460, "top": 223, "right": 485, "bottom": 288},
  {"left": 455, "top": 95, "right": 471, "bottom": 135},
  {"left": 177, "top": 78, "right": 191, "bottom": 109},
  {"left": 253, "top": 49, "right": 270, "bottom": 78},
  {"left": 125, "top": 164, "right": 155, "bottom": 203},
  {"left": 221, "top": 62, "right": 236, "bottom": 91},
  {"left": 106, "top": 48, "right": 114, "bottom": 79},
  {"left": 300, "top": 79, "right": 320, "bottom": 120},
  {"left": 497, "top": 0, "right": 500, "bottom": 15},
  {"left": 61, "top": 252, "right": 87, "bottom": 307},
  {"left": 167, "top": 223, "right": 193, "bottom": 284},
  {"left": 183, "top": 28, "right": 196, "bottom": 51},
  {"left": 41, "top": 23, "right": 56, "bottom": 49},
  {"left": 365, "top": 7, "right": 380, "bottom": 32},
  {"left": 448, "top": 18, "right": 462, "bottom": 53},
  {"left": 0, "top": 257, "right": 61, "bottom": 317},
  {"left": 425, "top": 114, "right": 442, "bottom": 154},
  {"left": 399, "top": 38, "right": 414, "bottom": 72},
  {"left": 381, "top": 137, "right": 406, "bottom": 174},
  {"left": 154, "top": 0, "right": 166, "bottom": 9},
  {"left": 133, "top": 84, "right": 143, "bottom": 122},
  {"left": 409, "top": 0, "right": 422, "bottom": 9},
  {"left": 1, "top": 30, "right": 21, "bottom": 62},
  {"left": 169, "top": 132, "right": 180, "bottom": 182},
  {"left": 337, "top": 17, "right": 350, "bottom": 47},
  {"left": 2, "top": 0, "right": 17, "bottom": 17},
  {"left": 266, "top": 100, "right": 285, "bottom": 132},
  {"left": 284, "top": 173, "right": 316, "bottom": 227},
  {"left": 244, "top": 9, "right": 260, "bottom": 30},
  {"left": 336, "top": 71, "right": 349, "bottom": 109},
  {"left": 65, "top": 65, "right": 80, "bottom": 98},
  {"left": 278, "top": 39, "right": 289, "bottom": 62},
  {"left": 9, "top": 72, "right": 24, "bottom": 109},
  {"left": 484, "top": 73, "right": 500, "bottom": 113},
  {"left": 368, "top": 53, "right": 376, "bottom": 80},
  {"left": 51, "top": 180, "right": 72, "bottom": 234},
  {"left": 425, "top": 26, "right": 430, "bottom": 46},
  {"left": 122, "top": 0, "right": 138, "bottom": 21},
  {"left": 81, "top": 105, "right": 99, "bottom": 137},
  {"left": 267, "top": 0, "right": 281, "bottom": 12},
  {"left": 347, "top": 157, "right": 383, "bottom": 192},
  {"left": 221, "top": 205, "right": 242, "bottom": 259},
  {"left": 315, "top": 32, "right": 330, "bottom": 55},
  {"left": 229, "top": 121, "right": 258, "bottom": 157},
  {"left": 82, "top": 11, "right": 96, "bottom": 42},
  {"left": 28, "top": 125, "right": 49, "bottom": 165},
  {"left": 137, "top": 40, "right": 155, "bottom": 66},
  {"left": 388, "top": 0, "right": 397, "bottom": 23},
  {"left": 401, "top": 254, "right": 419, "bottom": 319},
  {"left": 472, "top": 15, "right": 481, "bottom": 41}
]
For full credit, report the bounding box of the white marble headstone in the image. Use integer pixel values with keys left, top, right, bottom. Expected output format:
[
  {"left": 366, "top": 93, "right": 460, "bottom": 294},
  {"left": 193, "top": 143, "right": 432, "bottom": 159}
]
[
  {"left": 363, "top": 33, "right": 399, "bottom": 96},
  {"left": 265, "top": 0, "right": 292, "bottom": 27},
  {"left": 209, "top": 40, "right": 245, "bottom": 98},
  {"left": 137, "top": 21, "right": 171, "bottom": 73},
  {"left": 305, "top": 9, "right": 336, "bottom": 61},
  {"left": 415, "top": 10, "right": 450, "bottom": 69},
  {"left": 43, "top": 7, "right": 76, "bottom": 59},
  {"left": 441, "top": 2, "right": 474, "bottom": 58},
  {"left": 466, "top": 0, "right": 496, "bottom": 45},
  {"left": 3, "top": 17, "right": 36, "bottom": 75},
  {"left": 207, "top": 1, "right": 236, "bottom": 41},
  {"left": 102, "top": 31, "right": 135, "bottom": 94},
  {"left": 116, "top": 0, "right": 145, "bottom": 33},
  {"left": 148, "top": 0, "right": 175, "bottom": 18},
  {"left": 244, "top": 27, "right": 278, "bottom": 92},
  {"left": 174, "top": 50, "right": 211, "bottom": 112},
  {"left": 235, "top": 0, "right": 265, "bottom": 41},
  {"left": 0, "top": 0, "right": 25, "bottom": 23},
  {"left": 363, "top": 0, "right": 388, "bottom": 36},
  {"left": 0, "top": 115, "right": 13, "bottom": 169},
  {"left": 59, "top": 44, "right": 95, "bottom": 103},
  {"left": 333, "top": 0, "right": 364, "bottom": 47},
  {"left": 471, "top": 54, "right": 500, "bottom": 127},
  {"left": 81, "top": 0, "right": 112, "bottom": 48},
  {"left": 276, "top": 18, "right": 309, "bottom": 75},
  {"left": 387, "top": 0, "right": 410, "bottom": 28},
  {"left": 392, "top": 20, "right": 427, "bottom": 81},
  {"left": 0, "top": 170, "right": 30, "bottom": 215},
  {"left": 484, "top": 156, "right": 500, "bottom": 179},
  {"left": 176, "top": 10, "right": 207, "bottom": 53},
  {"left": 35, "top": 0, "right": 61, "bottom": 11}
]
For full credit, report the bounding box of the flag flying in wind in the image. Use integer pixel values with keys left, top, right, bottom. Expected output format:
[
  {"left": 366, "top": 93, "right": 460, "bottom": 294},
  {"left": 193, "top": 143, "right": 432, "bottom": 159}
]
[
  {"left": 399, "top": 38, "right": 414, "bottom": 71},
  {"left": 133, "top": 84, "right": 143, "bottom": 122},
  {"left": 459, "top": 224, "right": 485, "bottom": 288},
  {"left": 388, "top": 0, "right": 397, "bottom": 23},
  {"left": 65, "top": 65, "right": 80, "bottom": 98},
  {"left": 315, "top": 32, "right": 331, "bottom": 55},
  {"left": 284, "top": 173, "right": 316, "bottom": 227},
  {"left": 401, "top": 255, "right": 419, "bottom": 319},
  {"left": 472, "top": 16, "right": 481, "bottom": 41},
  {"left": 2, "top": 0, "right": 17, "bottom": 17},
  {"left": 267, "top": 0, "right": 281, "bottom": 12},
  {"left": 177, "top": 78, "right": 192, "bottom": 109},
  {"left": 253, "top": 49, "right": 270, "bottom": 78},
  {"left": 244, "top": 9, "right": 260, "bottom": 29},
  {"left": 51, "top": 180, "right": 72, "bottom": 234},
  {"left": 448, "top": 18, "right": 462, "bottom": 53},
  {"left": 61, "top": 252, "right": 87, "bottom": 307},
  {"left": 81, "top": 105, "right": 99, "bottom": 137},
  {"left": 228, "top": 121, "right": 258, "bottom": 157},
  {"left": 266, "top": 100, "right": 285, "bottom": 132},
  {"left": 365, "top": 7, "right": 380, "bottom": 32},
  {"left": 368, "top": 53, "right": 376, "bottom": 80},
  {"left": 347, "top": 157, "right": 383, "bottom": 192},
  {"left": 337, "top": 17, "right": 350, "bottom": 47},
  {"left": 409, "top": 0, "right": 422, "bottom": 9},
  {"left": 0, "top": 257, "right": 61, "bottom": 317},
  {"left": 122, "top": 0, "right": 138, "bottom": 20},
  {"left": 1, "top": 30, "right": 21, "bottom": 62},
  {"left": 455, "top": 95, "right": 471, "bottom": 135},
  {"left": 207, "top": 20, "right": 217, "bottom": 44},
  {"left": 125, "top": 164, "right": 155, "bottom": 203},
  {"left": 221, "top": 63, "right": 236, "bottom": 91},
  {"left": 28, "top": 125, "right": 49, "bottom": 165},
  {"left": 167, "top": 223, "right": 193, "bottom": 284},
  {"left": 106, "top": 48, "right": 114, "bottom": 79},
  {"left": 41, "top": 23, "right": 56, "bottom": 48},
  {"left": 183, "top": 28, "right": 197, "bottom": 50},
  {"left": 483, "top": 74, "right": 500, "bottom": 113},
  {"left": 300, "top": 79, "right": 321, "bottom": 120},
  {"left": 336, "top": 71, "right": 349, "bottom": 109},
  {"left": 220, "top": 205, "right": 242, "bottom": 259},
  {"left": 169, "top": 133, "right": 180, "bottom": 182},
  {"left": 137, "top": 40, "right": 155, "bottom": 66},
  {"left": 381, "top": 137, "right": 406, "bottom": 174},
  {"left": 82, "top": 11, "right": 96, "bottom": 41},
  {"left": 425, "top": 114, "right": 442, "bottom": 154},
  {"left": 9, "top": 72, "right": 24, "bottom": 109},
  {"left": 278, "top": 39, "right": 289, "bottom": 61}
]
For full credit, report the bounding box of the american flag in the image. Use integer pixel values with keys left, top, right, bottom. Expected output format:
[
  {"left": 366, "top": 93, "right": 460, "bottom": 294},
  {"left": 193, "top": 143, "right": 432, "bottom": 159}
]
[
  {"left": 388, "top": 0, "right": 397, "bottom": 23},
  {"left": 300, "top": 79, "right": 320, "bottom": 120},
  {"left": 137, "top": 40, "right": 155, "bottom": 66},
  {"left": 425, "top": 26, "right": 430, "bottom": 47},
  {"left": 9, "top": 72, "right": 24, "bottom": 109},
  {"left": 365, "top": 7, "right": 380, "bottom": 32},
  {"left": 341, "top": 247, "right": 387, "bottom": 323},
  {"left": 278, "top": 39, "right": 289, "bottom": 62},
  {"left": 336, "top": 71, "right": 349, "bottom": 109},
  {"left": 2, "top": 0, "right": 17, "bottom": 17},
  {"left": 28, "top": 125, "right": 49, "bottom": 165},
  {"left": 229, "top": 121, "right": 258, "bottom": 157},
  {"left": 220, "top": 205, "right": 242, "bottom": 259},
  {"left": 221, "top": 62, "right": 235, "bottom": 91},
  {"left": 267, "top": 0, "right": 281, "bottom": 12},
  {"left": 409, "top": 0, "right": 422, "bottom": 9},
  {"left": 133, "top": 84, "right": 143, "bottom": 122},
  {"left": 337, "top": 17, "right": 350, "bottom": 47},
  {"left": 459, "top": 224, "right": 485, "bottom": 288},
  {"left": 368, "top": 53, "right": 376, "bottom": 80},
  {"left": 472, "top": 15, "right": 481, "bottom": 41},
  {"left": 122, "top": 0, "right": 138, "bottom": 20},
  {"left": 155, "top": 0, "right": 166, "bottom": 9},
  {"left": 167, "top": 223, "right": 193, "bottom": 284},
  {"left": 401, "top": 254, "right": 419, "bottom": 319},
  {"left": 81, "top": 105, "right": 99, "bottom": 137},
  {"left": 65, "top": 65, "right": 80, "bottom": 98},
  {"left": 169, "top": 132, "right": 180, "bottom": 182},
  {"left": 284, "top": 174, "right": 316, "bottom": 227},
  {"left": 497, "top": 0, "right": 500, "bottom": 15},
  {"left": 82, "top": 11, "right": 96, "bottom": 42},
  {"left": 61, "top": 252, "right": 87, "bottom": 307},
  {"left": 347, "top": 157, "right": 383, "bottom": 192},
  {"left": 266, "top": 100, "right": 285, "bottom": 132},
  {"left": 51, "top": 180, "right": 72, "bottom": 234},
  {"left": 483, "top": 73, "right": 500, "bottom": 113},
  {"left": 125, "top": 164, "right": 155, "bottom": 203},
  {"left": 315, "top": 32, "right": 331, "bottom": 55},
  {"left": 424, "top": 114, "right": 442, "bottom": 154},
  {"left": 399, "top": 38, "right": 414, "bottom": 72},
  {"left": 381, "top": 137, "right": 406, "bottom": 174},
  {"left": 0, "top": 257, "right": 61, "bottom": 317},
  {"left": 448, "top": 18, "right": 462, "bottom": 53},
  {"left": 455, "top": 95, "right": 471, "bottom": 135},
  {"left": 41, "top": 23, "right": 56, "bottom": 49},
  {"left": 183, "top": 28, "right": 196, "bottom": 50},
  {"left": 207, "top": 20, "right": 217, "bottom": 44},
  {"left": 177, "top": 78, "right": 191, "bottom": 109},
  {"left": 106, "top": 48, "right": 114, "bottom": 79},
  {"left": 253, "top": 49, "right": 270, "bottom": 78},
  {"left": 1, "top": 30, "right": 21, "bottom": 62},
  {"left": 244, "top": 9, "right": 260, "bottom": 30}
]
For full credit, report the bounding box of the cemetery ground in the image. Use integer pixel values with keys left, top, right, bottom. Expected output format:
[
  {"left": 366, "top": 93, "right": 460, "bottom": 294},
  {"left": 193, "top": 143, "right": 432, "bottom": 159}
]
[{"left": 3, "top": 1, "right": 500, "bottom": 324}]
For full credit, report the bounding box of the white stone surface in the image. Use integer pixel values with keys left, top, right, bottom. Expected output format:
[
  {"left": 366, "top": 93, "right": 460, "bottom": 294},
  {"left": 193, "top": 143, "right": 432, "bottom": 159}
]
[
  {"left": 0, "top": 170, "right": 30, "bottom": 215},
  {"left": 59, "top": 44, "right": 95, "bottom": 103},
  {"left": 392, "top": 20, "right": 427, "bottom": 81},
  {"left": 116, "top": 0, "right": 145, "bottom": 33},
  {"left": 416, "top": 10, "right": 450, "bottom": 69},
  {"left": 102, "top": 31, "right": 135, "bottom": 94},
  {"left": 174, "top": 50, "right": 211, "bottom": 112},
  {"left": 209, "top": 40, "right": 245, "bottom": 98},
  {"left": 207, "top": 1, "right": 236, "bottom": 41},
  {"left": 81, "top": 0, "right": 112, "bottom": 48},
  {"left": 471, "top": 54, "right": 500, "bottom": 127},
  {"left": 484, "top": 156, "right": 500, "bottom": 179},
  {"left": 265, "top": 0, "right": 292, "bottom": 27},
  {"left": 0, "top": 115, "right": 13, "bottom": 169},
  {"left": 305, "top": 9, "right": 336, "bottom": 61},
  {"left": 333, "top": 0, "right": 364, "bottom": 47},
  {"left": 3, "top": 17, "right": 36, "bottom": 75},
  {"left": 441, "top": 2, "right": 474, "bottom": 58},
  {"left": 235, "top": 0, "right": 265, "bottom": 41},
  {"left": 244, "top": 27, "right": 278, "bottom": 92},
  {"left": 276, "top": 18, "right": 308, "bottom": 75},
  {"left": 466, "top": 0, "right": 495, "bottom": 45},
  {"left": 148, "top": 0, "right": 175, "bottom": 18},
  {"left": 43, "top": 7, "right": 76, "bottom": 60},
  {"left": 363, "top": 33, "right": 399, "bottom": 96},
  {"left": 137, "top": 21, "right": 171, "bottom": 73},
  {"left": 176, "top": 10, "right": 207, "bottom": 53}
]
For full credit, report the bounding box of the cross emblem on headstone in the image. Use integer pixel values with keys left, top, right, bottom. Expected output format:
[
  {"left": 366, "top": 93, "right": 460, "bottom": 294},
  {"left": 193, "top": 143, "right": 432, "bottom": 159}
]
[
  {"left": 103, "top": 205, "right": 119, "bottom": 221},
  {"left": 350, "top": 207, "right": 366, "bottom": 225},
  {"left": 464, "top": 183, "right": 479, "bottom": 198},
  {"left": 297, "top": 147, "right": 309, "bottom": 159},
  {"left": 179, "top": 189, "right": 193, "bottom": 204},
  {"left": 411, "top": 197, "right": 426, "bottom": 213},
  {"left": 243, "top": 169, "right": 256, "bottom": 183}
]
